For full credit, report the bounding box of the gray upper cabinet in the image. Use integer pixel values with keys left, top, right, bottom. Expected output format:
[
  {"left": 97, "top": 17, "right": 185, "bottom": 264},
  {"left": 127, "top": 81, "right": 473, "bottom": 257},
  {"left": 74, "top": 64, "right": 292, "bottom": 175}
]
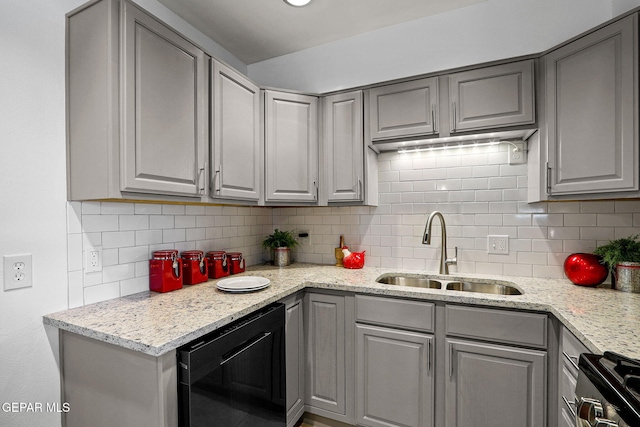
[
  {"left": 445, "top": 338, "right": 547, "bottom": 427},
  {"left": 449, "top": 60, "right": 535, "bottom": 133},
  {"left": 264, "top": 90, "right": 319, "bottom": 203},
  {"left": 211, "top": 60, "right": 261, "bottom": 202},
  {"left": 121, "top": 2, "right": 207, "bottom": 197},
  {"left": 305, "top": 293, "right": 354, "bottom": 424},
  {"left": 368, "top": 77, "right": 439, "bottom": 140},
  {"left": 322, "top": 91, "right": 364, "bottom": 203},
  {"left": 544, "top": 14, "right": 638, "bottom": 196},
  {"left": 67, "top": 0, "right": 207, "bottom": 201}
]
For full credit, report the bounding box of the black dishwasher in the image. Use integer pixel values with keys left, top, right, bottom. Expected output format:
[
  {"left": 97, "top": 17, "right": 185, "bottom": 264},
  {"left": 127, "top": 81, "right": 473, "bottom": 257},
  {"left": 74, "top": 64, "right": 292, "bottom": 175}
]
[{"left": 177, "top": 303, "right": 286, "bottom": 427}]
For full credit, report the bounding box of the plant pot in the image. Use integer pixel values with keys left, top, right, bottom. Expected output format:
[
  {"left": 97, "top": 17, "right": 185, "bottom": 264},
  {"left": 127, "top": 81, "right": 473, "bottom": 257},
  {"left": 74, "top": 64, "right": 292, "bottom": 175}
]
[
  {"left": 615, "top": 262, "right": 640, "bottom": 293},
  {"left": 273, "top": 247, "right": 291, "bottom": 267}
]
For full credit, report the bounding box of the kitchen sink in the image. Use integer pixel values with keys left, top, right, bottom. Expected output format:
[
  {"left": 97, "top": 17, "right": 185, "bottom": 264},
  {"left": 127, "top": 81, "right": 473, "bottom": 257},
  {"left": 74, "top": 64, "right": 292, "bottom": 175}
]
[
  {"left": 375, "top": 274, "right": 522, "bottom": 295},
  {"left": 376, "top": 276, "right": 442, "bottom": 289},
  {"left": 445, "top": 281, "right": 522, "bottom": 295}
]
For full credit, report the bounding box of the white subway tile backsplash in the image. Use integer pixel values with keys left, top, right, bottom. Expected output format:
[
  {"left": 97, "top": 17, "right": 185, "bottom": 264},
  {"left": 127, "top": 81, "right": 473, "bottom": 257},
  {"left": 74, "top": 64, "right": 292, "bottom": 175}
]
[
  {"left": 102, "top": 231, "right": 135, "bottom": 249},
  {"left": 82, "top": 215, "right": 118, "bottom": 232},
  {"left": 102, "top": 202, "right": 134, "bottom": 214},
  {"left": 119, "top": 214, "right": 149, "bottom": 231},
  {"left": 84, "top": 282, "right": 120, "bottom": 305},
  {"left": 67, "top": 144, "right": 640, "bottom": 307}
]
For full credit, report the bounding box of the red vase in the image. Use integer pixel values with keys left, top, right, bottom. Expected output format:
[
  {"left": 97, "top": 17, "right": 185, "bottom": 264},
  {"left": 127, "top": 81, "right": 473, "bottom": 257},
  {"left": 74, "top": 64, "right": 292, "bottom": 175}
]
[{"left": 563, "top": 253, "right": 609, "bottom": 286}]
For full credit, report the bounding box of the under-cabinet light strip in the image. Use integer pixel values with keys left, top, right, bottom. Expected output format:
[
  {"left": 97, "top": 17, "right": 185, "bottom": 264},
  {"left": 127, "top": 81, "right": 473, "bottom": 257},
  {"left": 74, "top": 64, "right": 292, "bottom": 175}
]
[{"left": 397, "top": 140, "right": 520, "bottom": 154}]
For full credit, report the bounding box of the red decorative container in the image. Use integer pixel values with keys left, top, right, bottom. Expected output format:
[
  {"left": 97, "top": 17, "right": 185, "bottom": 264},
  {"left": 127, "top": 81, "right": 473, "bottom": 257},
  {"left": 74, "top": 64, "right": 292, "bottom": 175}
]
[
  {"left": 181, "top": 250, "right": 208, "bottom": 285},
  {"left": 149, "top": 250, "right": 182, "bottom": 293},
  {"left": 206, "top": 251, "right": 229, "bottom": 279},
  {"left": 227, "top": 252, "right": 245, "bottom": 275},
  {"left": 564, "top": 253, "right": 609, "bottom": 286}
]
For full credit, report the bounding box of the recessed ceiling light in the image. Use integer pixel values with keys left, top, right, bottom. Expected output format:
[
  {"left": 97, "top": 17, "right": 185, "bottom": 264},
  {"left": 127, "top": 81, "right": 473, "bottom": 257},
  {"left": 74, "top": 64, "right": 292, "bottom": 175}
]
[{"left": 284, "top": 0, "right": 312, "bottom": 6}]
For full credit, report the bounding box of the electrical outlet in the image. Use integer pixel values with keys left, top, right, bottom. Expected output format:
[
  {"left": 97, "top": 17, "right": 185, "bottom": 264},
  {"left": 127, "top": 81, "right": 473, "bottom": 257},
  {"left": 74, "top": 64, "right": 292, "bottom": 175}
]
[
  {"left": 508, "top": 141, "right": 527, "bottom": 165},
  {"left": 3, "top": 254, "right": 33, "bottom": 290},
  {"left": 488, "top": 235, "right": 509, "bottom": 254},
  {"left": 85, "top": 246, "right": 103, "bottom": 272},
  {"left": 297, "top": 230, "right": 311, "bottom": 247}
]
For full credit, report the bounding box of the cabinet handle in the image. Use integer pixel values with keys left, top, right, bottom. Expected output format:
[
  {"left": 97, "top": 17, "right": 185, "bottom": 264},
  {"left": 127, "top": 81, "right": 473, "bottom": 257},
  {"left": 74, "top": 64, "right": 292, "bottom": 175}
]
[
  {"left": 427, "top": 340, "right": 432, "bottom": 373},
  {"left": 563, "top": 351, "right": 579, "bottom": 371},
  {"left": 214, "top": 165, "right": 222, "bottom": 194},
  {"left": 562, "top": 396, "right": 577, "bottom": 418},
  {"left": 314, "top": 180, "right": 318, "bottom": 201},
  {"left": 431, "top": 105, "right": 436, "bottom": 134},
  {"left": 198, "top": 167, "right": 205, "bottom": 194},
  {"left": 357, "top": 175, "right": 362, "bottom": 200},
  {"left": 546, "top": 162, "right": 552, "bottom": 195},
  {"left": 449, "top": 344, "right": 454, "bottom": 378},
  {"left": 452, "top": 102, "right": 457, "bottom": 132}
]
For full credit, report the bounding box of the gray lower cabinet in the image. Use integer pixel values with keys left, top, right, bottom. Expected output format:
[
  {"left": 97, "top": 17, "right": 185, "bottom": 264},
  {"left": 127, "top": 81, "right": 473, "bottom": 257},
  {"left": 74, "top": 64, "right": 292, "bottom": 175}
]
[
  {"left": 445, "top": 338, "right": 547, "bottom": 427},
  {"left": 60, "top": 331, "right": 177, "bottom": 427},
  {"left": 305, "top": 292, "right": 355, "bottom": 424},
  {"left": 356, "top": 324, "right": 434, "bottom": 427},
  {"left": 283, "top": 294, "right": 305, "bottom": 427},
  {"left": 322, "top": 91, "right": 364, "bottom": 203},
  {"left": 264, "top": 90, "right": 319, "bottom": 203},
  {"left": 67, "top": 0, "right": 207, "bottom": 201},
  {"left": 368, "top": 77, "right": 439, "bottom": 141},
  {"left": 211, "top": 60, "right": 261, "bottom": 202},
  {"left": 543, "top": 14, "right": 638, "bottom": 197},
  {"left": 449, "top": 60, "right": 535, "bottom": 133},
  {"left": 445, "top": 305, "right": 548, "bottom": 427}
]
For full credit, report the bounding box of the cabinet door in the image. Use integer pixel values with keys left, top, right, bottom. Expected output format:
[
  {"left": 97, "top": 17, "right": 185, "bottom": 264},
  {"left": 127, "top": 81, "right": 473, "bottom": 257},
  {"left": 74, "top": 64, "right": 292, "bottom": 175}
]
[
  {"left": 356, "top": 324, "right": 434, "bottom": 427},
  {"left": 369, "top": 77, "right": 439, "bottom": 140},
  {"left": 305, "top": 293, "right": 353, "bottom": 422},
  {"left": 546, "top": 15, "right": 638, "bottom": 195},
  {"left": 323, "top": 91, "right": 364, "bottom": 203},
  {"left": 265, "top": 91, "right": 319, "bottom": 202},
  {"left": 449, "top": 60, "right": 535, "bottom": 132},
  {"left": 284, "top": 295, "right": 305, "bottom": 427},
  {"left": 211, "top": 60, "right": 261, "bottom": 201},
  {"left": 445, "top": 338, "right": 547, "bottom": 427},
  {"left": 121, "top": 2, "right": 206, "bottom": 197}
]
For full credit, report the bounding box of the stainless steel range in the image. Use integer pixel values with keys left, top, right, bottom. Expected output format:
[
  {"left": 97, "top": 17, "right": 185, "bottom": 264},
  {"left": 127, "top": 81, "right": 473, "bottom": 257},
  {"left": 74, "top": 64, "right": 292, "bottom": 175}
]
[{"left": 575, "top": 352, "right": 640, "bottom": 427}]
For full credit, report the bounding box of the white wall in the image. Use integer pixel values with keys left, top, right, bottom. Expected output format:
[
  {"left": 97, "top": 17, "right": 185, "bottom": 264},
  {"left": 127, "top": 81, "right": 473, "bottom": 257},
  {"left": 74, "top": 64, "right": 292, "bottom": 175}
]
[
  {"left": 613, "top": 0, "right": 640, "bottom": 15},
  {"left": 248, "top": 0, "right": 614, "bottom": 92},
  {"left": 0, "top": 1, "right": 245, "bottom": 426}
]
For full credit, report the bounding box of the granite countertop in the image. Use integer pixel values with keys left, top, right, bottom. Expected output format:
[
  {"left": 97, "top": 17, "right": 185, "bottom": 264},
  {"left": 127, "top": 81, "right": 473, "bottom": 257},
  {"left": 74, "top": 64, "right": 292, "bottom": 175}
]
[{"left": 43, "top": 263, "right": 640, "bottom": 358}]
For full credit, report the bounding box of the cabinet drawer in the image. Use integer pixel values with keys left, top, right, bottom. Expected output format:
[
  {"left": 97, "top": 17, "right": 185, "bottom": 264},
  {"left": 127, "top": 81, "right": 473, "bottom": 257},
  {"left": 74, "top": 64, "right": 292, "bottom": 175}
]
[
  {"left": 445, "top": 305, "right": 547, "bottom": 348},
  {"left": 356, "top": 295, "right": 434, "bottom": 333}
]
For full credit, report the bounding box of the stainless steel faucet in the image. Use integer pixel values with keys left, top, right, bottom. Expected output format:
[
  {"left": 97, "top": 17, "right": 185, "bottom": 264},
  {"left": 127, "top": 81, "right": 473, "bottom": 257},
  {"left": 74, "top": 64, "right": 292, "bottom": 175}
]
[{"left": 422, "top": 211, "right": 457, "bottom": 274}]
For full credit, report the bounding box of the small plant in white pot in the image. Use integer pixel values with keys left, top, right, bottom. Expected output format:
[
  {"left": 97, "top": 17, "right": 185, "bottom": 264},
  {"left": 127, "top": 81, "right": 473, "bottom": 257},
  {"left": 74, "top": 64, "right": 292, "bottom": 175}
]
[
  {"left": 593, "top": 234, "right": 640, "bottom": 292},
  {"left": 262, "top": 229, "right": 299, "bottom": 267}
]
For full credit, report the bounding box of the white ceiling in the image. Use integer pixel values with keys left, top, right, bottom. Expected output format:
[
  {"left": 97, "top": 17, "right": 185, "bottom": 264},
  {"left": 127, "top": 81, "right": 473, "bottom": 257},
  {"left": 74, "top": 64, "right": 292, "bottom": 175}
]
[{"left": 156, "top": 0, "right": 487, "bottom": 64}]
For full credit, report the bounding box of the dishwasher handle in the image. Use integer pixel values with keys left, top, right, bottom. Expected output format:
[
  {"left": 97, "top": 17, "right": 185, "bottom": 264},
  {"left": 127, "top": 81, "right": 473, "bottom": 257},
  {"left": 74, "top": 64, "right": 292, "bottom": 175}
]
[{"left": 220, "top": 331, "right": 272, "bottom": 365}]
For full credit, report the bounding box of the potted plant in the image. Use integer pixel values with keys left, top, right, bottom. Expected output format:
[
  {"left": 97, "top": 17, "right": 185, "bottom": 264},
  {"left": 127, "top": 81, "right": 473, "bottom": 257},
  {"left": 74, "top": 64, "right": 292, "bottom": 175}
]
[
  {"left": 262, "top": 229, "right": 299, "bottom": 267},
  {"left": 593, "top": 234, "right": 640, "bottom": 292}
]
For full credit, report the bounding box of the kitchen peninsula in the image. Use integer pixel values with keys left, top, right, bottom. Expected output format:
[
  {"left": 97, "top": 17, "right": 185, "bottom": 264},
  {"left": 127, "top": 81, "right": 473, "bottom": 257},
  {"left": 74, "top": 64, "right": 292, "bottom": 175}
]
[{"left": 44, "top": 263, "right": 640, "bottom": 427}]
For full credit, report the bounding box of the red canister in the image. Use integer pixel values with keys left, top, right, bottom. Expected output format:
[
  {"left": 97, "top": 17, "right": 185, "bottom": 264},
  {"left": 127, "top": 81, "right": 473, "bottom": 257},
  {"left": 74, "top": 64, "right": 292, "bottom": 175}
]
[
  {"left": 181, "top": 250, "right": 208, "bottom": 285},
  {"left": 206, "top": 251, "right": 229, "bottom": 279},
  {"left": 149, "top": 250, "right": 182, "bottom": 293},
  {"left": 227, "top": 252, "right": 245, "bottom": 275}
]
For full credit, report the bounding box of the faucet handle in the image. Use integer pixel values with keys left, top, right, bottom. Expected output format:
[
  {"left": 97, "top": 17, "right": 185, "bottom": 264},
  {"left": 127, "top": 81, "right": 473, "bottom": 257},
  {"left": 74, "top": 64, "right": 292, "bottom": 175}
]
[{"left": 446, "top": 246, "right": 458, "bottom": 266}]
